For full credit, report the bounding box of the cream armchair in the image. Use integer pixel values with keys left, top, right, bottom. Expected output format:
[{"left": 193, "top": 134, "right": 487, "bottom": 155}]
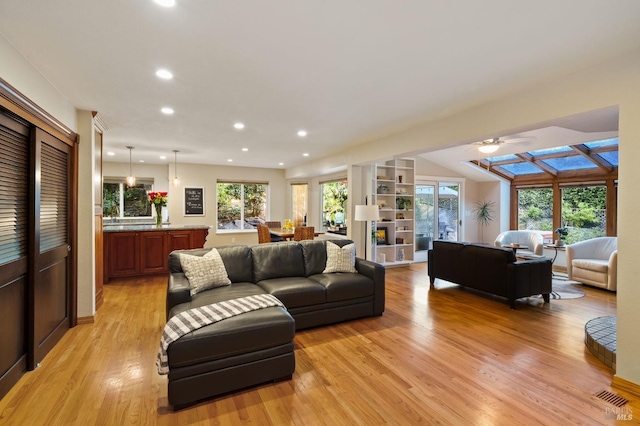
[
  {"left": 566, "top": 237, "right": 617, "bottom": 291},
  {"left": 494, "top": 230, "right": 544, "bottom": 256}
]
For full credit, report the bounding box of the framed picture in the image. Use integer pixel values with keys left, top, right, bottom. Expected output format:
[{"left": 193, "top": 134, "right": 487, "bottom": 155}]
[
  {"left": 184, "top": 187, "right": 205, "bottom": 216},
  {"left": 376, "top": 228, "right": 388, "bottom": 245}
]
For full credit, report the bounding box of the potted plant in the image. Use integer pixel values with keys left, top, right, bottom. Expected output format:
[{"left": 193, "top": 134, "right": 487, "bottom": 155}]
[
  {"left": 396, "top": 197, "right": 412, "bottom": 210},
  {"left": 555, "top": 227, "right": 568, "bottom": 246},
  {"left": 472, "top": 199, "right": 495, "bottom": 244}
]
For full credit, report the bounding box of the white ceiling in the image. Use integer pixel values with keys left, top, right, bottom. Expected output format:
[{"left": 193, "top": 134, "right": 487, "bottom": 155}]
[{"left": 1, "top": 1, "right": 639, "bottom": 172}]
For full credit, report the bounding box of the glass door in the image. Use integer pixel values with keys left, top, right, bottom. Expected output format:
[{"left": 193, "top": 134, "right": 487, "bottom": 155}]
[
  {"left": 438, "top": 182, "right": 460, "bottom": 241},
  {"left": 415, "top": 184, "right": 435, "bottom": 261}
]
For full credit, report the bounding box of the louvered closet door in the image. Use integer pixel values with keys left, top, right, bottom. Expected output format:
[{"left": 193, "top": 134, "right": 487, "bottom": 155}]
[
  {"left": 32, "top": 128, "right": 71, "bottom": 367},
  {"left": 0, "top": 111, "right": 30, "bottom": 399}
]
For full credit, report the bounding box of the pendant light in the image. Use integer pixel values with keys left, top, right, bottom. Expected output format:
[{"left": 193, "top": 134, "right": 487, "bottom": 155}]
[
  {"left": 126, "top": 146, "right": 136, "bottom": 187},
  {"left": 172, "top": 150, "right": 180, "bottom": 186}
]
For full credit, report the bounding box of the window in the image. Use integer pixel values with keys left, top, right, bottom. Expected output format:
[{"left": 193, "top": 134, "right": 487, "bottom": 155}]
[
  {"left": 561, "top": 185, "right": 606, "bottom": 244},
  {"left": 518, "top": 188, "right": 553, "bottom": 232},
  {"left": 291, "top": 183, "right": 308, "bottom": 227},
  {"left": 217, "top": 182, "right": 268, "bottom": 230},
  {"left": 321, "top": 180, "right": 348, "bottom": 232},
  {"left": 103, "top": 180, "right": 153, "bottom": 218}
]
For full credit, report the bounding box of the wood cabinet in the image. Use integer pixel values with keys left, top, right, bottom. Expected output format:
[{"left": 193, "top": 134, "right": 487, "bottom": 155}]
[{"left": 104, "top": 227, "right": 208, "bottom": 282}]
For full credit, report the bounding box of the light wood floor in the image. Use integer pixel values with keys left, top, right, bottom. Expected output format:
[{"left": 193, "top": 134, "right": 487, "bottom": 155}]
[{"left": 1, "top": 263, "right": 638, "bottom": 425}]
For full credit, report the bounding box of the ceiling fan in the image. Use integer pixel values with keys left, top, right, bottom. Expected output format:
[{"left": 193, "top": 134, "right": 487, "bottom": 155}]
[{"left": 473, "top": 136, "right": 536, "bottom": 154}]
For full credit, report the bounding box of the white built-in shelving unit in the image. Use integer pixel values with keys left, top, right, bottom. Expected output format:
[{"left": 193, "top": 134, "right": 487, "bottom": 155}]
[{"left": 370, "top": 158, "right": 415, "bottom": 266}]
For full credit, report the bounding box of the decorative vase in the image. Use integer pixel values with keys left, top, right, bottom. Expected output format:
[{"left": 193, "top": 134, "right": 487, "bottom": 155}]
[{"left": 155, "top": 205, "right": 163, "bottom": 227}]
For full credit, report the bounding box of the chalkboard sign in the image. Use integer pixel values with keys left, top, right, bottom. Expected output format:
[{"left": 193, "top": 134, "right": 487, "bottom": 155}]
[{"left": 184, "top": 187, "right": 205, "bottom": 216}]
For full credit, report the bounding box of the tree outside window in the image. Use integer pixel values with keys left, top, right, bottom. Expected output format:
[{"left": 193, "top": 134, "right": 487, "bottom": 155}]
[
  {"left": 103, "top": 181, "right": 152, "bottom": 218},
  {"left": 518, "top": 188, "right": 553, "bottom": 232},
  {"left": 217, "top": 183, "right": 267, "bottom": 230},
  {"left": 561, "top": 186, "right": 606, "bottom": 244},
  {"left": 321, "top": 181, "right": 348, "bottom": 230}
]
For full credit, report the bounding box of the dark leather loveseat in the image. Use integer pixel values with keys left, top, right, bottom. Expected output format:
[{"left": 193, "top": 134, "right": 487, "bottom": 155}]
[
  {"left": 427, "top": 240, "right": 551, "bottom": 308},
  {"left": 164, "top": 239, "right": 385, "bottom": 408}
]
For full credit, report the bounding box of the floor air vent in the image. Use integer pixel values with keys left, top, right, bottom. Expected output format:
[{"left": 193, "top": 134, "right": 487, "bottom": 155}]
[{"left": 594, "top": 390, "right": 629, "bottom": 407}]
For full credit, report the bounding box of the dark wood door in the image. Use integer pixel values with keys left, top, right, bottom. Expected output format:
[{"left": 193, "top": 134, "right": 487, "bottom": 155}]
[
  {"left": 31, "top": 128, "right": 72, "bottom": 368},
  {"left": 0, "top": 110, "right": 30, "bottom": 399},
  {"left": 140, "top": 231, "right": 167, "bottom": 274},
  {"left": 108, "top": 232, "right": 139, "bottom": 277}
]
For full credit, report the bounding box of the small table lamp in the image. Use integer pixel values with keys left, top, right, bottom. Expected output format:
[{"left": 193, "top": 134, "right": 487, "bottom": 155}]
[{"left": 354, "top": 205, "right": 380, "bottom": 261}]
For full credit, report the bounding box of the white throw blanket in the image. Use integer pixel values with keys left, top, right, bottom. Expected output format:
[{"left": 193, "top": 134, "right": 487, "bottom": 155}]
[{"left": 156, "top": 294, "right": 284, "bottom": 375}]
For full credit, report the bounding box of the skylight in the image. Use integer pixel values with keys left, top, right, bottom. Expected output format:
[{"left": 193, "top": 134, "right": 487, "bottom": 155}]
[
  {"left": 497, "top": 162, "right": 545, "bottom": 175},
  {"left": 584, "top": 138, "right": 618, "bottom": 149},
  {"left": 528, "top": 146, "right": 573, "bottom": 156},
  {"left": 597, "top": 151, "right": 619, "bottom": 166},
  {"left": 486, "top": 154, "right": 518, "bottom": 162},
  {"left": 472, "top": 136, "right": 618, "bottom": 180},
  {"left": 542, "top": 156, "right": 598, "bottom": 171}
]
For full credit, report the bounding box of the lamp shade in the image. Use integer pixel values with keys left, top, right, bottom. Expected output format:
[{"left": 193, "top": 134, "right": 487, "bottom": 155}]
[
  {"left": 478, "top": 144, "right": 499, "bottom": 154},
  {"left": 354, "top": 205, "right": 380, "bottom": 222}
]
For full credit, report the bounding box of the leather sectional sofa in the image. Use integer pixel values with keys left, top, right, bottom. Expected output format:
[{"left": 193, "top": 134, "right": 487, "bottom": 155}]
[
  {"left": 428, "top": 240, "right": 552, "bottom": 308},
  {"left": 164, "top": 239, "right": 385, "bottom": 408}
]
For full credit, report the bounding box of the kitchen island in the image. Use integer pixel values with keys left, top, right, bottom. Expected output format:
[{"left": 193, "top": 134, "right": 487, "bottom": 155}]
[{"left": 103, "top": 224, "right": 210, "bottom": 283}]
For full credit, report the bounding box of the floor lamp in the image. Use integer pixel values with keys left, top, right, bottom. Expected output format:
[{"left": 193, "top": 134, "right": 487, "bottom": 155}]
[{"left": 354, "top": 205, "right": 380, "bottom": 261}]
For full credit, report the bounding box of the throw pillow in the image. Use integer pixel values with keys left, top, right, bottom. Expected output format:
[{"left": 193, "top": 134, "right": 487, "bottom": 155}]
[
  {"left": 323, "top": 241, "right": 358, "bottom": 274},
  {"left": 180, "top": 248, "right": 231, "bottom": 295}
]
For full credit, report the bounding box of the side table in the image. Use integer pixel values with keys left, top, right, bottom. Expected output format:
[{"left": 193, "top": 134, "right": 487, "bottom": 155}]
[{"left": 544, "top": 243, "right": 566, "bottom": 279}]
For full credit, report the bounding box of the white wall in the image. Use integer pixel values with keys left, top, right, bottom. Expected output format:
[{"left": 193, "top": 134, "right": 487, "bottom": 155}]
[
  {"left": 0, "top": 35, "right": 77, "bottom": 130},
  {"left": 76, "top": 110, "right": 96, "bottom": 318}
]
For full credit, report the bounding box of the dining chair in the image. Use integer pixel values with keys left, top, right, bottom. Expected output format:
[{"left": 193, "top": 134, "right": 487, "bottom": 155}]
[
  {"left": 294, "top": 226, "right": 315, "bottom": 241},
  {"left": 257, "top": 224, "right": 272, "bottom": 244},
  {"left": 264, "top": 221, "right": 284, "bottom": 242}
]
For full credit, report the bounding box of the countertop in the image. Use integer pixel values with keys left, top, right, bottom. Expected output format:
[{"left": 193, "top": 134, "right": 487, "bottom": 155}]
[{"left": 103, "top": 224, "right": 211, "bottom": 233}]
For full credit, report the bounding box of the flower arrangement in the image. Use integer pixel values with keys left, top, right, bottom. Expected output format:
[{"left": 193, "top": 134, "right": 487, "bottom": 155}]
[{"left": 148, "top": 191, "right": 168, "bottom": 226}]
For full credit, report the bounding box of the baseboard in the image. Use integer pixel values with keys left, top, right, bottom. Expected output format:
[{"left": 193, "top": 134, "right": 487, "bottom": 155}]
[
  {"left": 612, "top": 375, "right": 640, "bottom": 398},
  {"left": 77, "top": 315, "right": 95, "bottom": 325}
]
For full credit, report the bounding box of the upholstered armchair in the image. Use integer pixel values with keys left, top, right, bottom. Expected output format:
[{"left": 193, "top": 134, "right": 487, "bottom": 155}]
[
  {"left": 494, "top": 230, "right": 544, "bottom": 256},
  {"left": 566, "top": 237, "right": 617, "bottom": 291}
]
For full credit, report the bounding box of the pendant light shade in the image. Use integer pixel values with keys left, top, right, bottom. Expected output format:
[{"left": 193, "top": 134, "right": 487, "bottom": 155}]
[
  {"left": 172, "top": 150, "right": 180, "bottom": 186},
  {"left": 126, "top": 146, "right": 136, "bottom": 187}
]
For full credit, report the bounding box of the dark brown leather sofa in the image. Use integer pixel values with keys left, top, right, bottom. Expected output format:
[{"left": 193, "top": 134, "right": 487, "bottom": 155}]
[
  {"left": 427, "top": 240, "right": 551, "bottom": 308},
  {"left": 165, "top": 239, "right": 385, "bottom": 408}
]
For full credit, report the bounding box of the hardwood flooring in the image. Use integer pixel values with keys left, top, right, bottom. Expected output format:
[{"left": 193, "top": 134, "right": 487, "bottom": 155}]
[{"left": 1, "top": 263, "right": 637, "bottom": 425}]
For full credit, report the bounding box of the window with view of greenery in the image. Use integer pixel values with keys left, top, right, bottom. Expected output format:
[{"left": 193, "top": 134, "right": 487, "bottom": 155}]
[
  {"left": 103, "top": 181, "right": 152, "bottom": 218},
  {"left": 217, "top": 182, "right": 267, "bottom": 230},
  {"left": 561, "top": 186, "right": 606, "bottom": 244},
  {"left": 518, "top": 188, "right": 553, "bottom": 232},
  {"left": 321, "top": 180, "right": 348, "bottom": 231}
]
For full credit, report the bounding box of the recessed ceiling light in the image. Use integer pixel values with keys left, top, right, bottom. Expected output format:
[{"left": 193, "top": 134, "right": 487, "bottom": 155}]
[
  {"left": 155, "top": 69, "right": 173, "bottom": 80},
  {"left": 227, "top": 159, "right": 233, "bottom": 162},
  {"left": 107, "top": 151, "right": 115, "bottom": 156},
  {"left": 161, "top": 107, "right": 174, "bottom": 115},
  {"left": 160, "top": 155, "right": 167, "bottom": 160},
  {"left": 279, "top": 162, "right": 284, "bottom": 166},
  {"left": 139, "top": 160, "right": 145, "bottom": 163},
  {"left": 303, "top": 153, "right": 309, "bottom": 157},
  {"left": 297, "top": 130, "right": 307, "bottom": 137},
  {"left": 233, "top": 122, "right": 245, "bottom": 130},
  {"left": 242, "top": 148, "right": 248, "bottom": 152},
  {"left": 153, "top": 0, "right": 176, "bottom": 7}
]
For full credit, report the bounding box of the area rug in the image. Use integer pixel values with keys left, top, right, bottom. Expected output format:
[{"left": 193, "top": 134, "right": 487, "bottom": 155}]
[{"left": 535, "top": 279, "right": 585, "bottom": 300}]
